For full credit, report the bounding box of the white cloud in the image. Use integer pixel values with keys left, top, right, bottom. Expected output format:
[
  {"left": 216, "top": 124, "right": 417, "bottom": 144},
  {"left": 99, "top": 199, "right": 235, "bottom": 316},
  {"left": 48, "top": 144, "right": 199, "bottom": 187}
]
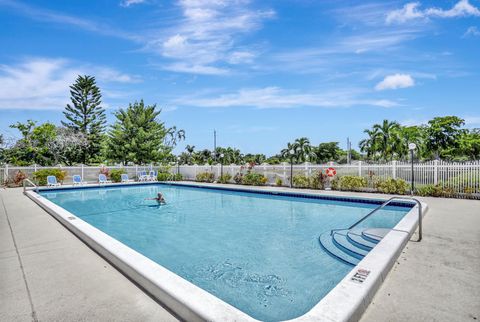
[
  {"left": 0, "top": 58, "right": 140, "bottom": 110},
  {"left": 375, "top": 74, "right": 415, "bottom": 91},
  {"left": 174, "top": 87, "right": 399, "bottom": 109},
  {"left": 386, "top": 2, "right": 425, "bottom": 24},
  {"left": 120, "top": 0, "right": 146, "bottom": 7},
  {"left": 386, "top": 0, "right": 480, "bottom": 24},
  {"left": 463, "top": 26, "right": 480, "bottom": 37},
  {"left": 144, "top": 0, "right": 274, "bottom": 75}
]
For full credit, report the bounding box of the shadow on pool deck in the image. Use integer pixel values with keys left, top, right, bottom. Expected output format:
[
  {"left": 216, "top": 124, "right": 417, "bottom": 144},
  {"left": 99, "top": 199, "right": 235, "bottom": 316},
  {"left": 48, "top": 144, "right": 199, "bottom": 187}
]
[
  {"left": 1, "top": 185, "right": 479, "bottom": 321},
  {"left": 0, "top": 187, "right": 179, "bottom": 322}
]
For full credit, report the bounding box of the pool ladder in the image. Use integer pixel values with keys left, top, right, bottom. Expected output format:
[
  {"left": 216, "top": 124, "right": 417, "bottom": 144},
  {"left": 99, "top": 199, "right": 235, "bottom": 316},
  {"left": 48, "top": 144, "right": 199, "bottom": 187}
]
[
  {"left": 340, "top": 197, "right": 423, "bottom": 242},
  {"left": 320, "top": 197, "right": 423, "bottom": 266},
  {"left": 23, "top": 178, "right": 39, "bottom": 194}
]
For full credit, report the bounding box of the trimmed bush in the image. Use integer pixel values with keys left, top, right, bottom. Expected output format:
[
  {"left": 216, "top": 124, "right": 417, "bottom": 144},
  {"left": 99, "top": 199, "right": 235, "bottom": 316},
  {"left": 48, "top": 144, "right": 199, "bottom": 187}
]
[
  {"left": 293, "top": 175, "right": 310, "bottom": 188},
  {"left": 172, "top": 173, "right": 183, "bottom": 181},
  {"left": 275, "top": 178, "right": 283, "bottom": 186},
  {"left": 332, "top": 175, "right": 368, "bottom": 191},
  {"left": 416, "top": 184, "right": 454, "bottom": 197},
  {"left": 416, "top": 184, "right": 443, "bottom": 197},
  {"left": 376, "top": 178, "right": 409, "bottom": 195},
  {"left": 33, "top": 168, "right": 67, "bottom": 185},
  {"left": 241, "top": 172, "right": 267, "bottom": 186},
  {"left": 110, "top": 169, "right": 126, "bottom": 182},
  {"left": 196, "top": 172, "right": 215, "bottom": 183},
  {"left": 292, "top": 172, "right": 328, "bottom": 190},
  {"left": 218, "top": 173, "right": 232, "bottom": 184},
  {"left": 157, "top": 172, "right": 171, "bottom": 181}
]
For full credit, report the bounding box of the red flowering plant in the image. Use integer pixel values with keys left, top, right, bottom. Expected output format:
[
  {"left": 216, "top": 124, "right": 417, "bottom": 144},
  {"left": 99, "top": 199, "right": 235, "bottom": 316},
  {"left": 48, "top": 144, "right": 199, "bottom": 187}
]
[{"left": 99, "top": 166, "right": 110, "bottom": 178}]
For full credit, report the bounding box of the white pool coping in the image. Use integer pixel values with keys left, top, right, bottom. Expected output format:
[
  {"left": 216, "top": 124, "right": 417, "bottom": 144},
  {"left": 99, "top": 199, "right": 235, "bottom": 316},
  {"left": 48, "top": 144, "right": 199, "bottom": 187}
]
[{"left": 25, "top": 182, "right": 427, "bottom": 322}]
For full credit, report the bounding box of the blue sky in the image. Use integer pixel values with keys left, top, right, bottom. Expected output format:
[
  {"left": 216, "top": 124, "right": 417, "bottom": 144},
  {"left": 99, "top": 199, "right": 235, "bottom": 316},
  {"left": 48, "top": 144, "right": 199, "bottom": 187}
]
[{"left": 0, "top": 0, "right": 479, "bottom": 155}]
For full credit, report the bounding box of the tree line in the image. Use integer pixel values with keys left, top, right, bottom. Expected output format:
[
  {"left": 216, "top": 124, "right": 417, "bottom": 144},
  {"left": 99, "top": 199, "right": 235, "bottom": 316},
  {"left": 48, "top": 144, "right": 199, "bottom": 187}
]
[
  {"left": 177, "top": 116, "right": 479, "bottom": 165},
  {"left": 0, "top": 75, "right": 185, "bottom": 166},
  {"left": 0, "top": 75, "right": 478, "bottom": 166}
]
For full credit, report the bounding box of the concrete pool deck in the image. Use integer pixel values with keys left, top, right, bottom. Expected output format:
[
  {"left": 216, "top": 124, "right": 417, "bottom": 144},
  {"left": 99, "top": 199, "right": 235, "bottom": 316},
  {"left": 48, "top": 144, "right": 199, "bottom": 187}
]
[{"left": 1, "top": 185, "right": 479, "bottom": 321}]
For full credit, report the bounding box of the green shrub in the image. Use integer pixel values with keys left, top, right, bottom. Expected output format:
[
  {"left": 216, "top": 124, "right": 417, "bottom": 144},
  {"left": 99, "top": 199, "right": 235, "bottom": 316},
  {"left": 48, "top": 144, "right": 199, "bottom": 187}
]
[
  {"left": 157, "top": 172, "right": 171, "bottom": 181},
  {"left": 292, "top": 172, "right": 328, "bottom": 189},
  {"left": 376, "top": 178, "right": 409, "bottom": 195},
  {"left": 275, "top": 178, "right": 283, "bottom": 186},
  {"left": 293, "top": 175, "right": 310, "bottom": 188},
  {"left": 416, "top": 184, "right": 443, "bottom": 197},
  {"left": 110, "top": 169, "right": 126, "bottom": 183},
  {"left": 196, "top": 172, "right": 215, "bottom": 183},
  {"left": 218, "top": 173, "right": 232, "bottom": 184},
  {"left": 416, "top": 184, "right": 455, "bottom": 197},
  {"left": 332, "top": 175, "right": 368, "bottom": 191},
  {"left": 172, "top": 173, "right": 183, "bottom": 181},
  {"left": 33, "top": 168, "right": 67, "bottom": 185},
  {"left": 242, "top": 172, "right": 268, "bottom": 186}
]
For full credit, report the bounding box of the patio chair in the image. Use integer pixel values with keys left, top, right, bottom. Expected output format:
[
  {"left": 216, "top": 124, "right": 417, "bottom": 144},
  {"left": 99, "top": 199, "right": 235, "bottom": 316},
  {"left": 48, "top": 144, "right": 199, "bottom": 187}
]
[
  {"left": 98, "top": 174, "right": 112, "bottom": 184},
  {"left": 138, "top": 171, "right": 148, "bottom": 181},
  {"left": 121, "top": 173, "right": 133, "bottom": 183},
  {"left": 72, "top": 175, "right": 85, "bottom": 186},
  {"left": 47, "top": 176, "right": 61, "bottom": 187},
  {"left": 149, "top": 170, "right": 157, "bottom": 181}
]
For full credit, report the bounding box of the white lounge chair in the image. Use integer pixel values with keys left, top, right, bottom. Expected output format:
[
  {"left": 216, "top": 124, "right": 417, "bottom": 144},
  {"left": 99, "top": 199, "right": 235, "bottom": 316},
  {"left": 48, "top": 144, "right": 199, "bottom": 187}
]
[
  {"left": 121, "top": 173, "right": 133, "bottom": 183},
  {"left": 47, "top": 175, "right": 61, "bottom": 187},
  {"left": 72, "top": 175, "right": 85, "bottom": 186},
  {"left": 98, "top": 174, "right": 111, "bottom": 184},
  {"left": 138, "top": 171, "right": 148, "bottom": 181},
  {"left": 148, "top": 170, "right": 157, "bottom": 181}
]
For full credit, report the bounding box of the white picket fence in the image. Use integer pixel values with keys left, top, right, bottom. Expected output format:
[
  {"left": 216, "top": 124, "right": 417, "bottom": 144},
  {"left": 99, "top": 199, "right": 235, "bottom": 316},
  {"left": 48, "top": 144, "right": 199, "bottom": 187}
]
[{"left": 1, "top": 160, "right": 479, "bottom": 198}]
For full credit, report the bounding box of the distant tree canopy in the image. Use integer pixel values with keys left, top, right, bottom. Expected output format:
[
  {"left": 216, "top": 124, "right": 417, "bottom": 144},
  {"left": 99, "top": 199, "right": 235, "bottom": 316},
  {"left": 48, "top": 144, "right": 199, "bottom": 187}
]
[
  {"left": 0, "top": 75, "right": 478, "bottom": 166},
  {"left": 359, "top": 116, "right": 479, "bottom": 161},
  {"left": 0, "top": 75, "right": 185, "bottom": 166}
]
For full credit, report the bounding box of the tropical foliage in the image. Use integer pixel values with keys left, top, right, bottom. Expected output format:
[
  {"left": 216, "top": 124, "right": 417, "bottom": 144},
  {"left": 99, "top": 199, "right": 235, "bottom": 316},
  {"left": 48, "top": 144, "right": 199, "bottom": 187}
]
[
  {"left": 0, "top": 75, "right": 184, "bottom": 166},
  {"left": 359, "top": 116, "right": 479, "bottom": 161},
  {"left": 107, "top": 100, "right": 184, "bottom": 164}
]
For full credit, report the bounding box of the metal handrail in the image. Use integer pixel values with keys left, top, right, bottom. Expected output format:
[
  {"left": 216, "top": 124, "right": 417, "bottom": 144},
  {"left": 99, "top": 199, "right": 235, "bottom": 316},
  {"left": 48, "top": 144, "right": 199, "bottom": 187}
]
[
  {"left": 23, "top": 178, "right": 39, "bottom": 194},
  {"left": 333, "top": 196, "right": 423, "bottom": 242}
]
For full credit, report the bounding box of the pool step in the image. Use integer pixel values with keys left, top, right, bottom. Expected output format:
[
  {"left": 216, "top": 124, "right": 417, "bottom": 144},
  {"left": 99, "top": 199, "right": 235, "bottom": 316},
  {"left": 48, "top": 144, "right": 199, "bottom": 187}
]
[{"left": 319, "top": 228, "right": 391, "bottom": 266}]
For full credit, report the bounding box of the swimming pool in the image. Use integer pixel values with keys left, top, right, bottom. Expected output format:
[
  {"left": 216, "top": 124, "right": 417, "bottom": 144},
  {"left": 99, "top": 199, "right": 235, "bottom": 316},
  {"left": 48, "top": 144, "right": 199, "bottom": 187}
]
[{"left": 35, "top": 183, "right": 415, "bottom": 321}]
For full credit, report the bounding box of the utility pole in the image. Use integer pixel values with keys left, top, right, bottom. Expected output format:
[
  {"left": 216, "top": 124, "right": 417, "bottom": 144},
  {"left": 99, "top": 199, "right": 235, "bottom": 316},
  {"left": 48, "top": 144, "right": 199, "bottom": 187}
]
[
  {"left": 347, "top": 137, "right": 351, "bottom": 164},
  {"left": 213, "top": 129, "right": 217, "bottom": 162}
]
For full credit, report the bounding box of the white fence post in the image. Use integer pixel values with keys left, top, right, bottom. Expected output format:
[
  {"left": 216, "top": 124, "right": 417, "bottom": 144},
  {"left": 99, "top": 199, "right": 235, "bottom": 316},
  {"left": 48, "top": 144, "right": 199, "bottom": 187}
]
[
  {"left": 392, "top": 160, "right": 397, "bottom": 179},
  {"left": 434, "top": 160, "right": 438, "bottom": 185},
  {"left": 81, "top": 164, "right": 84, "bottom": 180},
  {"left": 358, "top": 161, "right": 362, "bottom": 176},
  {"left": 282, "top": 162, "right": 287, "bottom": 181}
]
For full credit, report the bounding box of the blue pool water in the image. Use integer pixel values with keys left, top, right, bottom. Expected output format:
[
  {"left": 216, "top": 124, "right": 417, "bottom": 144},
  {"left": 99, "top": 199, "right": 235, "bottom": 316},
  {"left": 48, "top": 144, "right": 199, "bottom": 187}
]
[{"left": 40, "top": 184, "right": 411, "bottom": 321}]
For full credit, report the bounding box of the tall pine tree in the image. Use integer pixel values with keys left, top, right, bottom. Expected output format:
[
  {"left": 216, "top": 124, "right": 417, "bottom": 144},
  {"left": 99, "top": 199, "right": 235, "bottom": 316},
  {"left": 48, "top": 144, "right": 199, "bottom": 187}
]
[{"left": 62, "top": 75, "right": 106, "bottom": 163}]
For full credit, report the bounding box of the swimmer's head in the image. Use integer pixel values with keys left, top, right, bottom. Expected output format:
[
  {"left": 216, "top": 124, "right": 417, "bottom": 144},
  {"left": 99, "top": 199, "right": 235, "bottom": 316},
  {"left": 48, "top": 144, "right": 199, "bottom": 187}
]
[{"left": 157, "top": 192, "right": 163, "bottom": 198}]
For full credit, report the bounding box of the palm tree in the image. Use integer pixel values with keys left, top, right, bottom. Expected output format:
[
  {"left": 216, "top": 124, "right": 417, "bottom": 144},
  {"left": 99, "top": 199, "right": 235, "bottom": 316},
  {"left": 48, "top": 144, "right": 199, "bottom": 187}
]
[
  {"left": 294, "top": 137, "right": 312, "bottom": 163},
  {"left": 281, "top": 142, "right": 297, "bottom": 162},
  {"left": 371, "top": 120, "right": 400, "bottom": 161},
  {"left": 185, "top": 145, "right": 195, "bottom": 154}
]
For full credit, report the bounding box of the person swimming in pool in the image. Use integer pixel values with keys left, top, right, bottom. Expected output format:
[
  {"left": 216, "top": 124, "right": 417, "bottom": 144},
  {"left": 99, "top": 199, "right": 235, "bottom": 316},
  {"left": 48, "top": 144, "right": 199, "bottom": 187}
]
[{"left": 145, "top": 192, "right": 166, "bottom": 205}]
